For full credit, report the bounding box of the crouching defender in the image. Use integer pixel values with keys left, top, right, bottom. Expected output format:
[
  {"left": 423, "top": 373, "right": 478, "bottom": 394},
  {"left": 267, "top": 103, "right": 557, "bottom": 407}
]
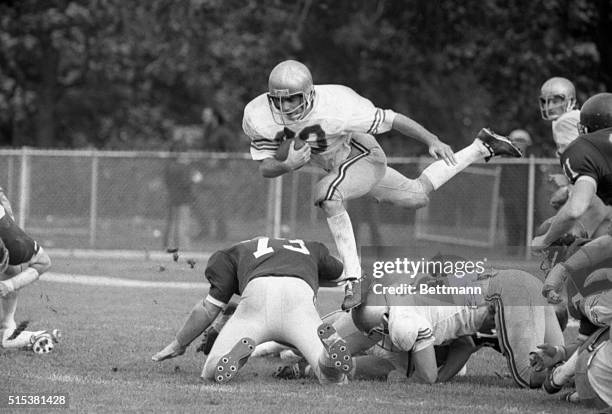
[
  {"left": 153, "top": 236, "right": 353, "bottom": 384},
  {"left": 0, "top": 194, "right": 58, "bottom": 354}
]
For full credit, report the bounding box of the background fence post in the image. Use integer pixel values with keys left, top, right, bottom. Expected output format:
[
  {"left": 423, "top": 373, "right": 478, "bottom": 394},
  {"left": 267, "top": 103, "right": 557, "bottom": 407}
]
[
  {"left": 89, "top": 150, "right": 99, "bottom": 247},
  {"left": 18, "top": 147, "right": 30, "bottom": 229},
  {"left": 525, "top": 155, "right": 536, "bottom": 260}
]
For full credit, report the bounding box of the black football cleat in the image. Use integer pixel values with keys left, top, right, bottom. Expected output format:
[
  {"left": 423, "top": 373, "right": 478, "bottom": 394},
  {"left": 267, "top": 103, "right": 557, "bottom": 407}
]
[
  {"left": 476, "top": 128, "right": 523, "bottom": 161},
  {"left": 341, "top": 279, "right": 362, "bottom": 311}
]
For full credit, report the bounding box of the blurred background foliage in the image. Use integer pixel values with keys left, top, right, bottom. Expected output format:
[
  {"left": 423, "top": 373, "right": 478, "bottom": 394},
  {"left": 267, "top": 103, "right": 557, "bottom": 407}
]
[{"left": 0, "top": 0, "right": 610, "bottom": 154}]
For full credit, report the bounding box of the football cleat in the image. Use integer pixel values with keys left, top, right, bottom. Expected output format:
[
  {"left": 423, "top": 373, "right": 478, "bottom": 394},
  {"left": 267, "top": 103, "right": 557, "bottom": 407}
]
[
  {"left": 30, "top": 329, "right": 61, "bottom": 355},
  {"left": 317, "top": 322, "right": 353, "bottom": 375},
  {"left": 214, "top": 337, "right": 256, "bottom": 384},
  {"left": 476, "top": 128, "right": 523, "bottom": 161},
  {"left": 341, "top": 278, "right": 362, "bottom": 311}
]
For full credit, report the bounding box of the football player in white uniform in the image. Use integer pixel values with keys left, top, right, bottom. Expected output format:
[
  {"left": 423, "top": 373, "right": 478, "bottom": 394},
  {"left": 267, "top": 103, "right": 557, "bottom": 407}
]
[
  {"left": 348, "top": 269, "right": 564, "bottom": 388},
  {"left": 243, "top": 60, "right": 522, "bottom": 310},
  {"left": 539, "top": 77, "right": 580, "bottom": 155},
  {"left": 0, "top": 191, "right": 60, "bottom": 354}
]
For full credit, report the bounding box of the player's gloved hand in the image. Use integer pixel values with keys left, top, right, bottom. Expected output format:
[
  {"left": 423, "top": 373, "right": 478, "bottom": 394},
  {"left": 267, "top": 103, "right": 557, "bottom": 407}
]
[
  {"left": 542, "top": 263, "right": 569, "bottom": 304},
  {"left": 195, "top": 325, "right": 219, "bottom": 355},
  {"left": 284, "top": 141, "right": 311, "bottom": 171},
  {"left": 428, "top": 140, "right": 456, "bottom": 166},
  {"left": 529, "top": 344, "right": 565, "bottom": 371},
  {"left": 152, "top": 339, "right": 186, "bottom": 362},
  {"left": 0, "top": 281, "right": 10, "bottom": 298}
]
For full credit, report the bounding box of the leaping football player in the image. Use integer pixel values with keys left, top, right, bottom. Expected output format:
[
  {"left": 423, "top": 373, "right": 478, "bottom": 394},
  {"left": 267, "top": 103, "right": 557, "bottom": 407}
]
[
  {"left": 243, "top": 60, "right": 522, "bottom": 311},
  {"left": 0, "top": 191, "right": 59, "bottom": 354},
  {"left": 152, "top": 236, "right": 353, "bottom": 385}
]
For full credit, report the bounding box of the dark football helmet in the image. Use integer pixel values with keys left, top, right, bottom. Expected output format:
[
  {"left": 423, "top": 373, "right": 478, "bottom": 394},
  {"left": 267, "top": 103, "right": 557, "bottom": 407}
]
[{"left": 578, "top": 92, "right": 612, "bottom": 134}]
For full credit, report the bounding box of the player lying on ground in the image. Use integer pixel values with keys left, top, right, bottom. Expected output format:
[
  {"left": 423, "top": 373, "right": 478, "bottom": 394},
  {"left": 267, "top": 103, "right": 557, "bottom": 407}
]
[
  {"left": 244, "top": 59, "right": 522, "bottom": 311},
  {"left": 152, "top": 236, "right": 353, "bottom": 384},
  {"left": 248, "top": 265, "right": 564, "bottom": 388},
  {"left": 343, "top": 267, "right": 564, "bottom": 388},
  {"left": 0, "top": 193, "right": 59, "bottom": 354}
]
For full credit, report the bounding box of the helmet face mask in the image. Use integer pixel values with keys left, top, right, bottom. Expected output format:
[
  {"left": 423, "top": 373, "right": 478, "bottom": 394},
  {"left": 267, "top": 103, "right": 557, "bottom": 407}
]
[
  {"left": 539, "top": 77, "right": 576, "bottom": 121},
  {"left": 267, "top": 60, "right": 315, "bottom": 125}
]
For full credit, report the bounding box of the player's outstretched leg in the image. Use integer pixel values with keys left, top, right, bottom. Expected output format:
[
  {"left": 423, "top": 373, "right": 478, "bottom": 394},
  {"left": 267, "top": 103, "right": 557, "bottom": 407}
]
[
  {"left": 214, "top": 337, "right": 256, "bottom": 384},
  {"left": 317, "top": 322, "right": 353, "bottom": 384},
  {"left": 419, "top": 128, "right": 522, "bottom": 194}
]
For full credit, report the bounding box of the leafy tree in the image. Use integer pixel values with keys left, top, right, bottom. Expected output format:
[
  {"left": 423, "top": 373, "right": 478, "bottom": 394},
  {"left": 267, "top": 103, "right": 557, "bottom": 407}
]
[{"left": 0, "top": 0, "right": 609, "bottom": 151}]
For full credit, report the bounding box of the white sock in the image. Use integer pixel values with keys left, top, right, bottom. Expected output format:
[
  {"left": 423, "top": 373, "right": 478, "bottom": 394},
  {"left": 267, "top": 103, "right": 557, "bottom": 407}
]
[
  {"left": 327, "top": 211, "right": 362, "bottom": 280},
  {"left": 421, "top": 140, "right": 489, "bottom": 190},
  {"left": 552, "top": 350, "right": 578, "bottom": 385},
  {"left": 1, "top": 291, "right": 18, "bottom": 329},
  {"left": 1, "top": 329, "right": 43, "bottom": 349}
]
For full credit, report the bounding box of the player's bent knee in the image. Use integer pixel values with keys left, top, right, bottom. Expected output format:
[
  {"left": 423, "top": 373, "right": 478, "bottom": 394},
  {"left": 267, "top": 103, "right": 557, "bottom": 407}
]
[
  {"left": 392, "top": 193, "right": 430, "bottom": 210},
  {"left": 201, "top": 361, "right": 216, "bottom": 381}
]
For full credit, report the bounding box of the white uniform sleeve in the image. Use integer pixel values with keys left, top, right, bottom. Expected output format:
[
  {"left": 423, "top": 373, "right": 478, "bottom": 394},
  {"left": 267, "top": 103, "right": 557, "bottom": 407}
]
[
  {"left": 343, "top": 88, "right": 396, "bottom": 135},
  {"left": 242, "top": 111, "right": 279, "bottom": 161},
  {"left": 553, "top": 112, "right": 579, "bottom": 154},
  {"left": 388, "top": 307, "right": 434, "bottom": 352}
]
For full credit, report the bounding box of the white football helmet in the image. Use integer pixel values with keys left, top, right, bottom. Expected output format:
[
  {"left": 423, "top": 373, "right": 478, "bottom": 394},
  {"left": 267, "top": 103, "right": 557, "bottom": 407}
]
[
  {"left": 267, "top": 60, "right": 315, "bottom": 125},
  {"left": 539, "top": 77, "right": 576, "bottom": 121}
]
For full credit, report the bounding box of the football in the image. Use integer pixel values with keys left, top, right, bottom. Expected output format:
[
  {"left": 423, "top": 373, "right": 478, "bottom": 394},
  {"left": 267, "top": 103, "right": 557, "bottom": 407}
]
[{"left": 275, "top": 138, "right": 307, "bottom": 161}]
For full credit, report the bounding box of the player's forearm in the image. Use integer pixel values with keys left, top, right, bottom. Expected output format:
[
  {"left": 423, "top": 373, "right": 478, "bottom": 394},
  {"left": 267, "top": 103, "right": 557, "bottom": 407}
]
[
  {"left": 259, "top": 158, "right": 292, "bottom": 178},
  {"left": 0, "top": 188, "right": 14, "bottom": 220},
  {"left": 541, "top": 206, "right": 579, "bottom": 246},
  {"left": 3, "top": 268, "right": 40, "bottom": 292},
  {"left": 176, "top": 299, "right": 222, "bottom": 347},
  {"left": 436, "top": 338, "right": 477, "bottom": 382},
  {"left": 392, "top": 114, "right": 440, "bottom": 147},
  {"left": 411, "top": 346, "right": 438, "bottom": 384}
]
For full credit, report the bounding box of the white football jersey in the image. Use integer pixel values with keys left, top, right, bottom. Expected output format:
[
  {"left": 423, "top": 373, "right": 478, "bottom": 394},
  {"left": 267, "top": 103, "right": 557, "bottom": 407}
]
[
  {"left": 552, "top": 109, "right": 580, "bottom": 155},
  {"left": 389, "top": 304, "right": 480, "bottom": 352},
  {"left": 242, "top": 84, "right": 396, "bottom": 171}
]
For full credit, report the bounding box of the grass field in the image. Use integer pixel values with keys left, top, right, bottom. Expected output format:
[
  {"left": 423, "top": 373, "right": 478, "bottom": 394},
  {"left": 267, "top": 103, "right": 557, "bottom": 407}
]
[{"left": 0, "top": 254, "right": 596, "bottom": 414}]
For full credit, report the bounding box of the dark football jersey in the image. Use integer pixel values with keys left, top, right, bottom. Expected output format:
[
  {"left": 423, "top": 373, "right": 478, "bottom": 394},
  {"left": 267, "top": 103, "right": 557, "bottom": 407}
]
[
  {"left": 560, "top": 127, "right": 612, "bottom": 205},
  {"left": 205, "top": 237, "right": 343, "bottom": 305},
  {"left": 565, "top": 257, "right": 612, "bottom": 321},
  {"left": 0, "top": 209, "right": 38, "bottom": 265}
]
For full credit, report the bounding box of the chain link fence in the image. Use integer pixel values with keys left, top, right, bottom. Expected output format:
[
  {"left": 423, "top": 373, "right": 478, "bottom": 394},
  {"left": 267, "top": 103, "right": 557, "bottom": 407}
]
[{"left": 0, "top": 149, "right": 562, "bottom": 259}]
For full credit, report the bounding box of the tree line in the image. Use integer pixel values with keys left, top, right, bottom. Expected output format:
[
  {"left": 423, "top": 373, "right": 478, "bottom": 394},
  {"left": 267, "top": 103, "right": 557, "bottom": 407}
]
[{"left": 0, "top": 0, "right": 610, "bottom": 155}]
